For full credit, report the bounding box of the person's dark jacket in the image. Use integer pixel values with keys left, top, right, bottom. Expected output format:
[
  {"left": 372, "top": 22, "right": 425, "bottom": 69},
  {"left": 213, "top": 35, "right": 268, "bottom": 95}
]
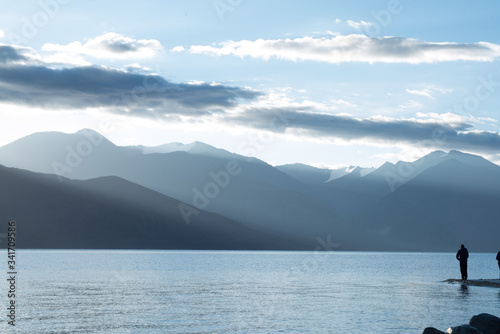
[{"left": 456, "top": 247, "right": 469, "bottom": 263}]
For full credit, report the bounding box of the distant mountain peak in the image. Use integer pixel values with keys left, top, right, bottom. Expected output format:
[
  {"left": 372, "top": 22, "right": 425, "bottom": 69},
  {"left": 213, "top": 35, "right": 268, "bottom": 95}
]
[
  {"left": 140, "top": 140, "right": 235, "bottom": 159},
  {"left": 377, "top": 161, "right": 395, "bottom": 171},
  {"left": 439, "top": 150, "right": 495, "bottom": 168},
  {"left": 76, "top": 128, "right": 99, "bottom": 135},
  {"left": 290, "top": 163, "right": 313, "bottom": 169},
  {"left": 186, "top": 141, "right": 222, "bottom": 153},
  {"left": 446, "top": 150, "right": 476, "bottom": 158}
]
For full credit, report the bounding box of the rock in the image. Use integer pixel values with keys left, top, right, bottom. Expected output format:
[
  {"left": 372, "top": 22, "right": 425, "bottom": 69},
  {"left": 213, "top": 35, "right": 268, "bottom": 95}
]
[
  {"left": 469, "top": 313, "right": 500, "bottom": 334},
  {"left": 423, "top": 327, "right": 446, "bottom": 334},
  {"left": 446, "top": 325, "right": 483, "bottom": 334}
]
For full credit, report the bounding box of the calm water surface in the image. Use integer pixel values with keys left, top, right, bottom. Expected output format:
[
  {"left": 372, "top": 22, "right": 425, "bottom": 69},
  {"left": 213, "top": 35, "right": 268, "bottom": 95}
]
[{"left": 2, "top": 250, "right": 499, "bottom": 333}]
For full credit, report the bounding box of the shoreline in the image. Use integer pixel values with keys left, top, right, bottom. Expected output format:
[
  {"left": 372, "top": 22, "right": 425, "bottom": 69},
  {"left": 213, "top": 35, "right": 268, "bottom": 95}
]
[{"left": 445, "top": 278, "right": 500, "bottom": 288}]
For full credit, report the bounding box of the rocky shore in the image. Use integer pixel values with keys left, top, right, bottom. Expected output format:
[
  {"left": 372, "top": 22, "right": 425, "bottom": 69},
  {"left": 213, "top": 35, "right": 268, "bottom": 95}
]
[
  {"left": 423, "top": 313, "right": 500, "bottom": 334},
  {"left": 445, "top": 279, "right": 500, "bottom": 288}
]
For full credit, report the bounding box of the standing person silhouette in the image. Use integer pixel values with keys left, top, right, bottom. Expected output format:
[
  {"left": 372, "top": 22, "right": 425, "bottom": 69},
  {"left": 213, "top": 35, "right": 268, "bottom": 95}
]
[
  {"left": 456, "top": 244, "right": 469, "bottom": 281},
  {"left": 496, "top": 251, "right": 500, "bottom": 279}
]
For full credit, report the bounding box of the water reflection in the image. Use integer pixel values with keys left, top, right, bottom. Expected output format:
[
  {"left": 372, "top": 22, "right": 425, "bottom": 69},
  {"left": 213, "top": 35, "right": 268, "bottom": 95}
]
[{"left": 459, "top": 284, "right": 469, "bottom": 299}]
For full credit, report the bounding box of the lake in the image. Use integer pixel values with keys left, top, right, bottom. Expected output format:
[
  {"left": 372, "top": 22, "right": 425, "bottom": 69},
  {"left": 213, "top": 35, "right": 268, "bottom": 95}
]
[{"left": 2, "top": 250, "right": 499, "bottom": 333}]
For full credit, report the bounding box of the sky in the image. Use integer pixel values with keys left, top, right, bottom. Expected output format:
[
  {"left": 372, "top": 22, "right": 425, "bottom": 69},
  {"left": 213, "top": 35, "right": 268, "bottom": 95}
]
[{"left": 0, "top": 0, "right": 499, "bottom": 168}]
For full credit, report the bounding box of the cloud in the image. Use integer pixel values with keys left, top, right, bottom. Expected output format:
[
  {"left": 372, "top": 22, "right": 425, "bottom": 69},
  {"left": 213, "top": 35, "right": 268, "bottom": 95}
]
[
  {"left": 182, "top": 34, "right": 500, "bottom": 64},
  {"left": 124, "top": 63, "right": 152, "bottom": 73},
  {"left": 1, "top": 42, "right": 498, "bottom": 155},
  {"left": 476, "top": 116, "right": 498, "bottom": 124},
  {"left": 0, "top": 30, "right": 4, "bottom": 38},
  {"left": 448, "top": 130, "right": 500, "bottom": 153},
  {"left": 0, "top": 43, "right": 89, "bottom": 66},
  {"left": 346, "top": 20, "right": 374, "bottom": 30},
  {"left": 171, "top": 46, "right": 185, "bottom": 52},
  {"left": 331, "top": 99, "right": 358, "bottom": 108},
  {"left": 229, "top": 108, "right": 466, "bottom": 139},
  {"left": 224, "top": 106, "right": 500, "bottom": 153},
  {"left": 42, "top": 32, "right": 163, "bottom": 59},
  {"left": 41, "top": 53, "right": 92, "bottom": 66},
  {"left": 0, "top": 60, "right": 260, "bottom": 116},
  {"left": 398, "top": 100, "right": 423, "bottom": 110},
  {"left": 406, "top": 85, "right": 453, "bottom": 99},
  {"left": 415, "top": 112, "right": 475, "bottom": 125},
  {"left": 406, "top": 88, "right": 434, "bottom": 99},
  {"left": 0, "top": 45, "right": 27, "bottom": 64}
]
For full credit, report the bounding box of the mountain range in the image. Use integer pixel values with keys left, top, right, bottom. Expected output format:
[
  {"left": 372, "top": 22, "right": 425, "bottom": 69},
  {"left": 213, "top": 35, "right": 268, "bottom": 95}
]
[
  {"left": 1, "top": 129, "right": 499, "bottom": 252},
  {"left": 0, "top": 163, "right": 308, "bottom": 250}
]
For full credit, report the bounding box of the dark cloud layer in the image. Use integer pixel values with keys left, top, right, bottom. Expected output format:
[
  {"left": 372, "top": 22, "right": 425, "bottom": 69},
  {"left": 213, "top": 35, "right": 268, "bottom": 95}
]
[
  {"left": 228, "top": 108, "right": 500, "bottom": 152},
  {"left": 0, "top": 61, "right": 261, "bottom": 115},
  {"left": 0, "top": 44, "right": 498, "bottom": 154},
  {"left": 0, "top": 45, "right": 26, "bottom": 64},
  {"left": 448, "top": 131, "right": 500, "bottom": 152}
]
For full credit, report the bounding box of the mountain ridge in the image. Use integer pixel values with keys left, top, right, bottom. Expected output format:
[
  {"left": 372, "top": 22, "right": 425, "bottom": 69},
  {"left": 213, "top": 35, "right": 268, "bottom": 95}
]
[
  {"left": 349, "top": 158, "right": 500, "bottom": 251},
  {"left": 0, "top": 163, "right": 310, "bottom": 250},
  {"left": 1, "top": 129, "right": 499, "bottom": 251}
]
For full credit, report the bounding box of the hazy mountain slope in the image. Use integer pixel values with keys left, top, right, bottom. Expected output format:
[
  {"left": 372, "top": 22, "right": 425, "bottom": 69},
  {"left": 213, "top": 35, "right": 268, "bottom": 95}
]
[
  {"left": 349, "top": 159, "right": 500, "bottom": 252},
  {"left": 276, "top": 163, "right": 376, "bottom": 186},
  {"left": 2, "top": 130, "right": 499, "bottom": 252},
  {"left": 132, "top": 141, "right": 236, "bottom": 159},
  {"left": 276, "top": 163, "right": 342, "bottom": 185},
  {"left": 102, "top": 151, "right": 351, "bottom": 244},
  {"left": 302, "top": 164, "right": 396, "bottom": 219},
  {"left": 303, "top": 150, "right": 500, "bottom": 220},
  {"left": 0, "top": 164, "right": 310, "bottom": 250},
  {"left": 0, "top": 129, "right": 130, "bottom": 178},
  {"left": 0, "top": 130, "right": 349, "bottom": 246}
]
